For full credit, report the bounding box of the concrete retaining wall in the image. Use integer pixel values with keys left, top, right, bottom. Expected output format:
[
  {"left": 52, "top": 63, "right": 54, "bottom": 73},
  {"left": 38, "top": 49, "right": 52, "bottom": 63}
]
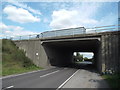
[{"left": 14, "top": 39, "right": 50, "bottom": 68}]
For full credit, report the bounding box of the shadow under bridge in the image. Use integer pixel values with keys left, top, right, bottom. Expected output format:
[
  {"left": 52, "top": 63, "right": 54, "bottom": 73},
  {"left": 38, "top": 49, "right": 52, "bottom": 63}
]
[{"left": 42, "top": 37, "right": 101, "bottom": 71}]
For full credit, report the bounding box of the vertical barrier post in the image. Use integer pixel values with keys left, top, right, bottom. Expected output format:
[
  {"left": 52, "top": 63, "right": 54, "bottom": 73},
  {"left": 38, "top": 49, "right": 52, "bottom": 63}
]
[
  {"left": 94, "top": 28, "right": 96, "bottom": 33},
  {"left": 72, "top": 28, "right": 74, "bottom": 37},
  {"left": 29, "top": 35, "right": 31, "bottom": 40},
  {"left": 41, "top": 33, "right": 43, "bottom": 38},
  {"left": 55, "top": 31, "right": 56, "bottom": 37},
  {"left": 20, "top": 36, "right": 21, "bottom": 40}
]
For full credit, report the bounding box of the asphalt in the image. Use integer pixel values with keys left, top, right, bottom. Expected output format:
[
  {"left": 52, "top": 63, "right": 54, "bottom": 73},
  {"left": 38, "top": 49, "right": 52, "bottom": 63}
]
[
  {"left": 2, "top": 67, "right": 77, "bottom": 89},
  {"left": 62, "top": 62, "right": 109, "bottom": 88},
  {"left": 2, "top": 64, "right": 110, "bottom": 89},
  {"left": 63, "top": 69, "right": 110, "bottom": 88}
]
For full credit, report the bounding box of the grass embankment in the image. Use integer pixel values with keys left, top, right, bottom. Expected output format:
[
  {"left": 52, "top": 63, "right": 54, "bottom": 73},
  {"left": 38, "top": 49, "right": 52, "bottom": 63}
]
[
  {"left": 102, "top": 74, "right": 120, "bottom": 89},
  {"left": 2, "top": 39, "right": 42, "bottom": 76}
]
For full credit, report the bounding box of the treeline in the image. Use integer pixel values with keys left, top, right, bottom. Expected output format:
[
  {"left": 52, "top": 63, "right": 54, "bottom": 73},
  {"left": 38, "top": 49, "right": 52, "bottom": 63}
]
[{"left": 73, "top": 52, "right": 93, "bottom": 62}]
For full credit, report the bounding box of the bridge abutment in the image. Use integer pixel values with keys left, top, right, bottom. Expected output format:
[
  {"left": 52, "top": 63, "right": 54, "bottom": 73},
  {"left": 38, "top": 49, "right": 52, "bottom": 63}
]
[
  {"left": 14, "top": 40, "right": 50, "bottom": 68},
  {"left": 101, "top": 32, "right": 119, "bottom": 73}
]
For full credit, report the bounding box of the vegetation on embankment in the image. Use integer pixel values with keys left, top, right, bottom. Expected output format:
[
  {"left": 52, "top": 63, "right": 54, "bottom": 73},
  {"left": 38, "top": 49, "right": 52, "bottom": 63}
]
[
  {"left": 102, "top": 73, "right": 120, "bottom": 89},
  {"left": 2, "top": 39, "right": 42, "bottom": 76}
]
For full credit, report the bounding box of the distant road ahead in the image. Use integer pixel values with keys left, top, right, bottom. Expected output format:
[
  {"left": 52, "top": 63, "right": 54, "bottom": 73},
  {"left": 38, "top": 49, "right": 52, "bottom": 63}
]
[{"left": 2, "top": 67, "right": 77, "bottom": 89}]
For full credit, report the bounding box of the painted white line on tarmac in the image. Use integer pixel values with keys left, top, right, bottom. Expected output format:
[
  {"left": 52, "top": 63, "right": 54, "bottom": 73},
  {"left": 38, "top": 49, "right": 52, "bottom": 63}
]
[
  {"left": 6, "top": 85, "right": 14, "bottom": 89},
  {"left": 0, "top": 67, "right": 56, "bottom": 79},
  {"left": 40, "top": 70, "right": 60, "bottom": 78},
  {"left": 64, "top": 68, "right": 68, "bottom": 69},
  {"left": 56, "top": 69, "right": 79, "bottom": 90}
]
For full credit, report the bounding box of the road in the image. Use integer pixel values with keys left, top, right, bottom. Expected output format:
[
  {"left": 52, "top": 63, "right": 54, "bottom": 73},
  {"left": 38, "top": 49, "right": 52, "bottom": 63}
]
[{"left": 2, "top": 67, "right": 77, "bottom": 89}]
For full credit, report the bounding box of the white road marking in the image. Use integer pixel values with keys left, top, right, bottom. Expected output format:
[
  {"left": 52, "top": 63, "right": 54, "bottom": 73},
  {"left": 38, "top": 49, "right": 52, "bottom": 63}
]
[
  {"left": 64, "top": 68, "right": 68, "bottom": 69},
  {"left": 56, "top": 69, "right": 79, "bottom": 89},
  {"left": 0, "top": 67, "right": 56, "bottom": 79},
  {"left": 40, "top": 70, "right": 60, "bottom": 78},
  {"left": 6, "top": 86, "right": 14, "bottom": 89}
]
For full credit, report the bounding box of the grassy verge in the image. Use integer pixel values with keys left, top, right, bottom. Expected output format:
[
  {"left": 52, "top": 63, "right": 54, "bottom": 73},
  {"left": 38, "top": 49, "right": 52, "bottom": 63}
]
[
  {"left": 2, "top": 39, "right": 43, "bottom": 76},
  {"left": 3, "top": 65, "right": 43, "bottom": 76},
  {"left": 102, "top": 74, "right": 120, "bottom": 89}
]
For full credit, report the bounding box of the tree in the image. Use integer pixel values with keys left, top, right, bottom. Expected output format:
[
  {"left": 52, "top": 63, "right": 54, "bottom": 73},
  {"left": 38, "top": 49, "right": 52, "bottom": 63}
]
[
  {"left": 74, "top": 52, "right": 83, "bottom": 62},
  {"left": 84, "top": 57, "right": 89, "bottom": 61}
]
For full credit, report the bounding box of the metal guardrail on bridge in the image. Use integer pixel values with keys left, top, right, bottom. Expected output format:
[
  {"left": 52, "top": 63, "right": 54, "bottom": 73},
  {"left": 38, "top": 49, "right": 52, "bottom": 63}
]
[
  {"left": 3, "top": 24, "right": 120, "bottom": 40},
  {"left": 41, "top": 27, "right": 86, "bottom": 38}
]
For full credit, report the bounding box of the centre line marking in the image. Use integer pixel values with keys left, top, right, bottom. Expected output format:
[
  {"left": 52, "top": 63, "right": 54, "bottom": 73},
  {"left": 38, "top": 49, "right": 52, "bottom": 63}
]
[
  {"left": 6, "top": 85, "right": 14, "bottom": 89},
  {"left": 64, "top": 68, "right": 68, "bottom": 69},
  {"left": 40, "top": 70, "right": 59, "bottom": 78}
]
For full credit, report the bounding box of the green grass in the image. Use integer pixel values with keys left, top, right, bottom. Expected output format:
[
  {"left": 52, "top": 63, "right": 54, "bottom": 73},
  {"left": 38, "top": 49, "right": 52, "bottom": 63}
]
[
  {"left": 3, "top": 65, "right": 42, "bottom": 76},
  {"left": 102, "top": 74, "right": 120, "bottom": 89},
  {"left": 2, "top": 39, "right": 43, "bottom": 76}
]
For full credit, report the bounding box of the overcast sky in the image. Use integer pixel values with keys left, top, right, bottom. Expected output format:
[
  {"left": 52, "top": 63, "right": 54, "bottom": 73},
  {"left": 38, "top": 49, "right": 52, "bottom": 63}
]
[{"left": 1, "top": 0, "right": 118, "bottom": 38}]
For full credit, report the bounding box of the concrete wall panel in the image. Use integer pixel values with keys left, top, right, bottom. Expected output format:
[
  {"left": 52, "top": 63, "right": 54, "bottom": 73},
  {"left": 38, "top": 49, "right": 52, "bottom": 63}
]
[
  {"left": 14, "top": 40, "right": 50, "bottom": 68},
  {"left": 101, "top": 32, "right": 119, "bottom": 73}
]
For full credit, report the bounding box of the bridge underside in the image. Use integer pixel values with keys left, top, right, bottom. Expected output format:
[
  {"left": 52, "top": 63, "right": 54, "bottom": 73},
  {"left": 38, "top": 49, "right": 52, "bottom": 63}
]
[{"left": 42, "top": 39, "right": 101, "bottom": 72}]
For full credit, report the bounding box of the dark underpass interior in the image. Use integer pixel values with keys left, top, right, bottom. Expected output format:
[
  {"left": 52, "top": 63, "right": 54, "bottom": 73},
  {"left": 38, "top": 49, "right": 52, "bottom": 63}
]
[{"left": 42, "top": 38, "right": 101, "bottom": 72}]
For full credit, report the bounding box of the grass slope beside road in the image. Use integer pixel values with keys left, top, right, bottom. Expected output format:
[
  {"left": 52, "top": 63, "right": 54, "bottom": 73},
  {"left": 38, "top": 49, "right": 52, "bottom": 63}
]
[{"left": 2, "top": 39, "right": 43, "bottom": 76}]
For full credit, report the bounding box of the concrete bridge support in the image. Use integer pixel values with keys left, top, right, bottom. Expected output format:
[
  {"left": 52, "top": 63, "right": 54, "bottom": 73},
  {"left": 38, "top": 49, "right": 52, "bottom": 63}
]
[
  {"left": 101, "top": 32, "right": 119, "bottom": 73},
  {"left": 93, "top": 42, "right": 102, "bottom": 73}
]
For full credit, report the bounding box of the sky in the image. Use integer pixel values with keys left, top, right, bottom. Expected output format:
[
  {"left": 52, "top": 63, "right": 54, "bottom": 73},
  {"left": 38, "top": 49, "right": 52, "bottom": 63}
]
[
  {"left": 0, "top": 0, "right": 119, "bottom": 38},
  {"left": 74, "top": 52, "right": 94, "bottom": 59},
  {"left": 0, "top": 0, "right": 119, "bottom": 58}
]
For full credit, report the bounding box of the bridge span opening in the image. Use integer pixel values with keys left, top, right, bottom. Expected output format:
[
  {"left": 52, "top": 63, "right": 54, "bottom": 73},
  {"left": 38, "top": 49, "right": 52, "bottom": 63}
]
[
  {"left": 73, "top": 52, "right": 94, "bottom": 69},
  {"left": 42, "top": 37, "right": 101, "bottom": 72}
]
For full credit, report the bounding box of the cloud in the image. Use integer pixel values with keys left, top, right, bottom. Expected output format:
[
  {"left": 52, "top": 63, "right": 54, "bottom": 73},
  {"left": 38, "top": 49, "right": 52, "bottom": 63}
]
[
  {"left": 50, "top": 2, "right": 117, "bottom": 30},
  {"left": 80, "top": 52, "right": 94, "bottom": 59},
  {"left": 43, "top": 18, "right": 49, "bottom": 23},
  {"left": 50, "top": 9, "right": 98, "bottom": 29},
  {"left": 7, "top": 0, "right": 41, "bottom": 15},
  {"left": 3, "top": 5, "right": 40, "bottom": 23},
  {"left": 0, "top": 22, "right": 38, "bottom": 38}
]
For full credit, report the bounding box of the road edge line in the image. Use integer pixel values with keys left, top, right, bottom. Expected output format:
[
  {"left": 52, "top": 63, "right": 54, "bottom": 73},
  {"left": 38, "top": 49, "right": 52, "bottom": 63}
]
[{"left": 56, "top": 69, "right": 79, "bottom": 89}]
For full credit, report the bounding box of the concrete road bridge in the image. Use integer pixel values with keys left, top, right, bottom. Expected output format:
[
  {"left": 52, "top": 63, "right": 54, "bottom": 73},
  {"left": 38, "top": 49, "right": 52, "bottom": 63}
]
[{"left": 13, "top": 25, "right": 120, "bottom": 73}]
